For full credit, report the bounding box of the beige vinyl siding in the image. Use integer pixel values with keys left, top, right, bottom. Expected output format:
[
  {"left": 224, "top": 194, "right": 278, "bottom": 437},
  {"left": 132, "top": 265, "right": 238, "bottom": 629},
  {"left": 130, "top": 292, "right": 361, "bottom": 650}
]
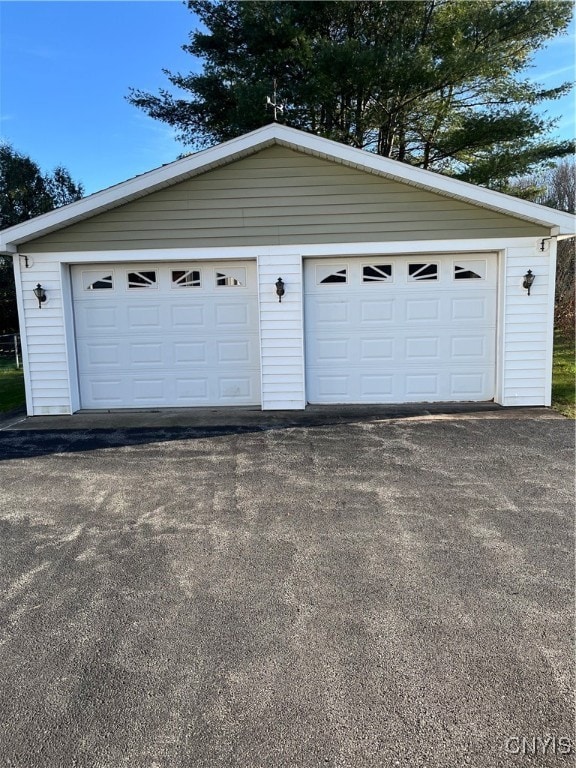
[
  {"left": 258, "top": 254, "right": 305, "bottom": 409},
  {"left": 24, "top": 147, "right": 548, "bottom": 253}
]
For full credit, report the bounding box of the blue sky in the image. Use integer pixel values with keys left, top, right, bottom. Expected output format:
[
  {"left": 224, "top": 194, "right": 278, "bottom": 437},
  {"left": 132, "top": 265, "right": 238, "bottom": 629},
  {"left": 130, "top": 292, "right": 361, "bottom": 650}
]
[{"left": 1, "top": 0, "right": 574, "bottom": 196}]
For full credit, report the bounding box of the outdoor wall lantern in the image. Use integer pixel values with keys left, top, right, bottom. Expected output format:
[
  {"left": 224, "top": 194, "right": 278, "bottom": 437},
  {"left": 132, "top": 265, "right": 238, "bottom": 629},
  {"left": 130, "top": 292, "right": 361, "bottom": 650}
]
[
  {"left": 275, "top": 277, "right": 285, "bottom": 302},
  {"left": 522, "top": 269, "right": 535, "bottom": 296},
  {"left": 33, "top": 283, "right": 47, "bottom": 308}
]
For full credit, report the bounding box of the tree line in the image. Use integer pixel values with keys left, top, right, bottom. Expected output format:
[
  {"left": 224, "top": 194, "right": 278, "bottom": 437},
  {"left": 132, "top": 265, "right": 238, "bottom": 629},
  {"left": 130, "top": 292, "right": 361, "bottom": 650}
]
[{"left": 0, "top": 145, "right": 84, "bottom": 333}]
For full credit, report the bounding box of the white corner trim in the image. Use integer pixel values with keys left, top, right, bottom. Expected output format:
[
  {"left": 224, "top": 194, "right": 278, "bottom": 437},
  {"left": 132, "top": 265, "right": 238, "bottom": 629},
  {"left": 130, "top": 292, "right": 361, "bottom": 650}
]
[
  {"left": 543, "top": 239, "right": 557, "bottom": 407},
  {"left": 11, "top": 256, "right": 34, "bottom": 415},
  {"left": 60, "top": 264, "right": 80, "bottom": 414},
  {"left": 494, "top": 249, "right": 506, "bottom": 406}
]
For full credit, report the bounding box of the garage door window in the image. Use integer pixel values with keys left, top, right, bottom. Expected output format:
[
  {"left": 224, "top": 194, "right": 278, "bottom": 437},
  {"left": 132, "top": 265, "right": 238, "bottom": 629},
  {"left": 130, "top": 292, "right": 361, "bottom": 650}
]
[
  {"left": 454, "top": 261, "right": 485, "bottom": 280},
  {"left": 216, "top": 268, "right": 246, "bottom": 287},
  {"left": 172, "top": 269, "right": 201, "bottom": 287},
  {"left": 408, "top": 263, "right": 438, "bottom": 281},
  {"left": 128, "top": 271, "right": 157, "bottom": 289},
  {"left": 317, "top": 266, "right": 348, "bottom": 284},
  {"left": 83, "top": 272, "right": 114, "bottom": 290},
  {"left": 362, "top": 264, "right": 392, "bottom": 282}
]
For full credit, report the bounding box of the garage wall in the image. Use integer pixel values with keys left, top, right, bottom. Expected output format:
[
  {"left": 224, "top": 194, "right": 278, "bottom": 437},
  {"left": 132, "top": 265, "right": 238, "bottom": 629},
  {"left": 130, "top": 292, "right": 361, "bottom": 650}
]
[
  {"left": 258, "top": 254, "right": 305, "bottom": 410},
  {"left": 501, "top": 241, "right": 555, "bottom": 406},
  {"left": 14, "top": 255, "right": 72, "bottom": 415},
  {"left": 23, "top": 147, "right": 548, "bottom": 253},
  {"left": 15, "top": 240, "right": 555, "bottom": 415}
]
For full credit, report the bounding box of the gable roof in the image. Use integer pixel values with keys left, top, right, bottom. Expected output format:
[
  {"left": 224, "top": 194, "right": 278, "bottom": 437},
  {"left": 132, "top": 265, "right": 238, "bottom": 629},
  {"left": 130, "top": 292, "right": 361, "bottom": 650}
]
[{"left": 1, "top": 123, "right": 574, "bottom": 253}]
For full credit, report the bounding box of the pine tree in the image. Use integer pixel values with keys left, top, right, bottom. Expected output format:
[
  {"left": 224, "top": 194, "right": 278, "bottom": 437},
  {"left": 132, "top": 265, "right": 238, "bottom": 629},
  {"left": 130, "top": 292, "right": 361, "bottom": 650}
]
[{"left": 128, "top": 0, "right": 574, "bottom": 186}]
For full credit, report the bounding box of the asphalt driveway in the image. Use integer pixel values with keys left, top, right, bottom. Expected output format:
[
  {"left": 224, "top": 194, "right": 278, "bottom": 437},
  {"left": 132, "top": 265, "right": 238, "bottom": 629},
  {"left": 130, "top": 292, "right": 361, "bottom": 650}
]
[{"left": 0, "top": 409, "right": 573, "bottom": 767}]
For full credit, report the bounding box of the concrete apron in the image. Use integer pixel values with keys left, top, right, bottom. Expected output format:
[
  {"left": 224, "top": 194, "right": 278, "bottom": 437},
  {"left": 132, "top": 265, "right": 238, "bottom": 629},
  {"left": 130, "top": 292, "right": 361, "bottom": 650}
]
[{"left": 0, "top": 403, "right": 565, "bottom": 432}]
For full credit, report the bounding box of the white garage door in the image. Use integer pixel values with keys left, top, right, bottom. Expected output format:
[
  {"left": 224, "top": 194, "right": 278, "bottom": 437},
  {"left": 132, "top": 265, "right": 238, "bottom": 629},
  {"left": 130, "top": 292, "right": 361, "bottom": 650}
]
[
  {"left": 72, "top": 261, "right": 260, "bottom": 408},
  {"left": 305, "top": 254, "right": 497, "bottom": 404}
]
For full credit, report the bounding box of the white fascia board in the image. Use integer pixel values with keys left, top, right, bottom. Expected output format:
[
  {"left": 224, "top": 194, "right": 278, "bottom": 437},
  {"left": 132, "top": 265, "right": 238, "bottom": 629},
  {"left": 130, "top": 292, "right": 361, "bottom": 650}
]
[{"left": 1, "top": 122, "right": 574, "bottom": 252}]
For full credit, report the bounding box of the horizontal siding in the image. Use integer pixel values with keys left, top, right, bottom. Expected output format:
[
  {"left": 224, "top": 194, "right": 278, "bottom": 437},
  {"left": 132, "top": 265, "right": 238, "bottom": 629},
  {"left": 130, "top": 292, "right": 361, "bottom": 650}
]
[
  {"left": 501, "top": 245, "right": 553, "bottom": 406},
  {"left": 505, "top": 378, "right": 547, "bottom": 389},
  {"left": 19, "top": 261, "right": 71, "bottom": 414},
  {"left": 26, "top": 223, "right": 539, "bottom": 246},
  {"left": 25, "top": 146, "right": 548, "bottom": 253},
  {"left": 30, "top": 210, "right": 524, "bottom": 234},
  {"left": 505, "top": 349, "right": 548, "bottom": 359},
  {"left": 504, "top": 360, "right": 547, "bottom": 371},
  {"left": 502, "top": 345, "right": 547, "bottom": 358},
  {"left": 30, "top": 402, "right": 71, "bottom": 415},
  {"left": 26, "top": 230, "right": 545, "bottom": 252},
  {"left": 508, "top": 306, "right": 548, "bottom": 322},
  {"left": 95, "top": 198, "right": 484, "bottom": 218},
  {"left": 22, "top": 362, "right": 68, "bottom": 374},
  {"left": 262, "top": 402, "right": 304, "bottom": 409},
  {"left": 258, "top": 254, "right": 305, "bottom": 409},
  {"left": 505, "top": 396, "right": 547, "bottom": 407}
]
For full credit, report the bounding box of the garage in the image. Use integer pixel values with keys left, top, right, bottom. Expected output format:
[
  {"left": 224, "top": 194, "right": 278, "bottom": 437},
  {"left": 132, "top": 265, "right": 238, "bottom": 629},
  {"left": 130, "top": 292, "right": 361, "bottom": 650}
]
[
  {"left": 2, "top": 124, "right": 573, "bottom": 415},
  {"left": 304, "top": 254, "right": 497, "bottom": 403},
  {"left": 71, "top": 261, "right": 260, "bottom": 408}
]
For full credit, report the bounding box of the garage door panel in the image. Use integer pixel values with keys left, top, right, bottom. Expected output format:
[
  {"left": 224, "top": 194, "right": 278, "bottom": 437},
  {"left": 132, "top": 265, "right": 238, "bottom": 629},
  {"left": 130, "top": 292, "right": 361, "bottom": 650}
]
[
  {"left": 215, "top": 302, "right": 250, "bottom": 327},
  {"left": 450, "top": 335, "right": 489, "bottom": 359},
  {"left": 73, "top": 261, "right": 260, "bottom": 408},
  {"left": 316, "top": 375, "right": 349, "bottom": 397},
  {"left": 127, "top": 305, "right": 162, "bottom": 330},
  {"left": 129, "top": 342, "right": 164, "bottom": 365},
  {"left": 360, "top": 375, "right": 394, "bottom": 397},
  {"left": 173, "top": 341, "right": 207, "bottom": 365},
  {"left": 79, "top": 305, "right": 118, "bottom": 332},
  {"left": 405, "top": 298, "right": 440, "bottom": 322},
  {"left": 316, "top": 339, "right": 349, "bottom": 362},
  {"left": 405, "top": 337, "right": 440, "bottom": 360},
  {"left": 77, "top": 342, "right": 122, "bottom": 369},
  {"left": 216, "top": 340, "right": 252, "bottom": 363},
  {"left": 132, "top": 378, "right": 165, "bottom": 402},
  {"left": 450, "top": 296, "right": 489, "bottom": 321},
  {"left": 404, "top": 374, "right": 440, "bottom": 397},
  {"left": 83, "top": 377, "right": 124, "bottom": 406},
  {"left": 305, "top": 255, "right": 496, "bottom": 404},
  {"left": 360, "top": 300, "right": 394, "bottom": 323},
  {"left": 311, "top": 299, "right": 350, "bottom": 325},
  {"left": 175, "top": 378, "right": 208, "bottom": 401},
  {"left": 218, "top": 376, "right": 255, "bottom": 400},
  {"left": 171, "top": 304, "right": 205, "bottom": 328},
  {"left": 360, "top": 339, "right": 394, "bottom": 361},
  {"left": 450, "top": 372, "right": 488, "bottom": 398},
  {"left": 307, "top": 368, "right": 494, "bottom": 404}
]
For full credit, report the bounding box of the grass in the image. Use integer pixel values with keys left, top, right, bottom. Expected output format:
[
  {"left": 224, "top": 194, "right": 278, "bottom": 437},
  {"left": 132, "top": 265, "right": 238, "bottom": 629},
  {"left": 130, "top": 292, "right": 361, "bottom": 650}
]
[
  {"left": 552, "top": 331, "right": 576, "bottom": 419},
  {"left": 0, "top": 357, "right": 25, "bottom": 413},
  {"left": 0, "top": 334, "right": 573, "bottom": 417}
]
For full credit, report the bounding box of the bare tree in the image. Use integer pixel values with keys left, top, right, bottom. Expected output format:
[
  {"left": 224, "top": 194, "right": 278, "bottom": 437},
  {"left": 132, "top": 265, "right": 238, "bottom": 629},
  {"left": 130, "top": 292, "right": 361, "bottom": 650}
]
[{"left": 536, "top": 160, "right": 575, "bottom": 337}]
